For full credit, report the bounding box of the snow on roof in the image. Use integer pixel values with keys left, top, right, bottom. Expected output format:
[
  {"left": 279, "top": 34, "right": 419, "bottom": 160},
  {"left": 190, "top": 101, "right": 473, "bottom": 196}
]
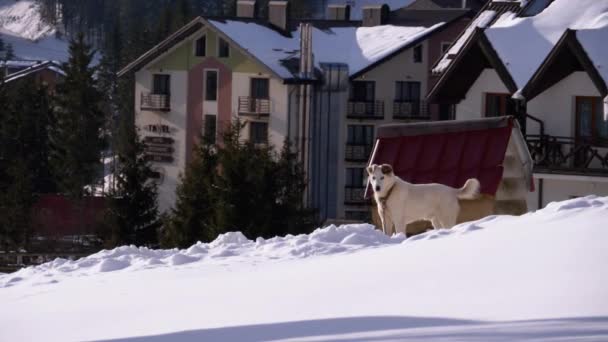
[
  {"left": 209, "top": 19, "right": 444, "bottom": 78},
  {"left": 327, "top": 0, "right": 416, "bottom": 20},
  {"left": 577, "top": 27, "right": 608, "bottom": 87},
  {"left": 2, "top": 60, "right": 64, "bottom": 83},
  {"left": 485, "top": 0, "right": 608, "bottom": 89},
  {"left": 433, "top": 9, "right": 496, "bottom": 73}
]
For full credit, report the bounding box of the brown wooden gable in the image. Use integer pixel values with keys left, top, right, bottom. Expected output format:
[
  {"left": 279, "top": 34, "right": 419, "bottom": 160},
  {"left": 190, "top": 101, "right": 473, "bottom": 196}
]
[
  {"left": 427, "top": 28, "right": 517, "bottom": 103},
  {"left": 521, "top": 29, "right": 608, "bottom": 100}
]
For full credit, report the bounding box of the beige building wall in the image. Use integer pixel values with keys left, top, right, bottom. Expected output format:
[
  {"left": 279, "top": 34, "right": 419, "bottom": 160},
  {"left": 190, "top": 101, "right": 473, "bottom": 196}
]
[
  {"left": 455, "top": 68, "right": 509, "bottom": 120},
  {"left": 134, "top": 69, "right": 189, "bottom": 213},
  {"left": 231, "top": 72, "right": 290, "bottom": 150},
  {"left": 341, "top": 42, "right": 430, "bottom": 220}
]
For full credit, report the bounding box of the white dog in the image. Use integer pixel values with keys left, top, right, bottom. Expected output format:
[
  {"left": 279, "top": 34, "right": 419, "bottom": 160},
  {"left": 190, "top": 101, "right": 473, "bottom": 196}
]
[{"left": 367, "top": 164, "right": 480, "bottom": 236}]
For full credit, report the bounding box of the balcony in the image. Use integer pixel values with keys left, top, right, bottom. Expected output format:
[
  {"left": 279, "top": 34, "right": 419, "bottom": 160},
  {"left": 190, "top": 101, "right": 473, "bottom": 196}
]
[
  {"left": 526, "top": 134, "right": 608, "bottom": 176},
  {"left": 347, "top": 101, "right": 384, "bottom": 120},
  {"left": 345, "top": 144, "right": 373, "bottom": 162},
  {"left": 141, "top": 93, "right": 170, "bottom": 111},
  {"left": 238, "top": 96, "right": 270, "bottom": 116},
  {"left": 392, "top": 100, "right": 429, "bottom": 120},
  {"left": 344, "top": 186, "right": 369, "bottom": 205}
]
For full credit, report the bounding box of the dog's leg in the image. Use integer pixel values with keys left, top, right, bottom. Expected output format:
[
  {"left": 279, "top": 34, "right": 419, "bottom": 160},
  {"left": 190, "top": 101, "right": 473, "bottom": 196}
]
[
  {"left": 378, "top": 207, "right": 388, "bottom": 235},
  {"left": 431, "top": 217, "right": 442, "bottom": 229}
]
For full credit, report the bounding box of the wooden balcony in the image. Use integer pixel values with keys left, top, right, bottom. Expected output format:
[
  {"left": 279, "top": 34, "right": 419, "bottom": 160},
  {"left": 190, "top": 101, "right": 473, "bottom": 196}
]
[
  {"left": 526, "top": 134, "right": 608, "bottom": 176},
  {"left": 345, "top": 144, "right": 373, "bottom": 162},
  {"left": 141, "top": 93, "right": 170, "bottom": 111},
  {"left": 347, "top": 101, "right": 384, "bottom": 120},
  {"left": 238, "top": 96, "right": 270, "bottom": 116},
  {"left": 392, "top": 100, "right": 430, "bottom": 120},
  {"left": 344, "top": 186, "right": 369, "bottom": 205}
]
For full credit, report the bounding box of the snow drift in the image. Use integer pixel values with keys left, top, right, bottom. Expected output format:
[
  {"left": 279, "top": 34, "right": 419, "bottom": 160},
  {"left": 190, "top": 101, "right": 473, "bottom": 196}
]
[{"left": 1, "top": 196, "right": 607, "bottom": 342}]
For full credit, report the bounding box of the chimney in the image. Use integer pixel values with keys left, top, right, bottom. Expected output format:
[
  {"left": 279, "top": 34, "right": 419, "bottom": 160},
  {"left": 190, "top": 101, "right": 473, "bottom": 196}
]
[
  {"left": 327, "top": 4, "right": 351, "bottom": 21},
  {"left": 362, "top": 4, "right": 389, "bottom": 27},
  {"left": 268, "top": 1, "right": 289, "bottom": 31},
  {"left": 236, "top": 0, "right": 257, "bottom": 18}
]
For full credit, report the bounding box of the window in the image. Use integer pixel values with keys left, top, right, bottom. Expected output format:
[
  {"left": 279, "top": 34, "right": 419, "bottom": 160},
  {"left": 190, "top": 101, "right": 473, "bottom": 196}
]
[
  {"left": 153, "top": 74, "right": 170, "bottom": 95},
  {"left": 395, "top": 81, "right": 421, "bottom": 102},
  {"left": 485, "top": 93, "right": 515, "bottom": 117},
  {"left": 347, "top": 125, "right": 374, "bottom": 146},
  {"left": 345, "top": 168, "right": 365, "bottom": 187},
  {"left": 218, "top": 38, "right": 230, "bottom": 58},
  {"left": 350, "top": 81, "right": 375, "bottom": 102},
  {"left": 250, "top": 122, "right": 268, "bottom": 144},
  {"left": 413, "top": 45, "right": 423, "bottom": 63},
  {"left": 205, "top": 70, "right": 218, "bottom": 101},
  {"left": 440, "top": 42, "right": 452, "bottom": 54},
  {"left": 195, "top": 36, "right": 206, "bottom": 57},
  {"left": 250, "top": 78, "right": 269, "bottom": 99},
  {"left": 345, "top": 210, "right": 371, "bottom": 222},
  {"left": 576, "top": 96, "right": 608, "bottom": 144},
  {"left": 204, "top": 115, "right": 217, "bottom": 144}
]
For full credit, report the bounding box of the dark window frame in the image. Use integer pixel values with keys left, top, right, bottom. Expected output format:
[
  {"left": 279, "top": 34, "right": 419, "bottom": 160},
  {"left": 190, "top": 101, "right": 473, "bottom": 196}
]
[
  {"left": 413, "top": 45, "right": 423, "bottom": 63},
  {"left": 347, "top": 125, "right": 374, "bottom": 146},
  {"left": 485, "top": 93, "right": 515, "bottom": 118},
  {"left": 195, "top": 35, "right": 206, "bottom": 57},
  {"left": 250, "top": 121, "right": 268, "bottom": 144},
  {"left": 218, "top": 37, "right": 230, "bottom": 58},
  {"left": 350, "top": 81, "right": 375, "bottom": 102},
  {"left": 345, "top": 167, "right": 365, "bottom": 187},
  {"left": 250, "top": 78, "right": 270, "bottom": 99},
  {"left": 152, "top": 74, "right": 170, "bottom": 95},
  {"left": 205, "top": 70, "right": 218, "bottom": 101},
  {"left": 575, "top": 96, "right": 608, "bottom": 146},
  {"left": 204, "top": 114, "right": 217, "bottom": 144},
  {"left": 395, "top": 81, "right": 421, "bottom": 102}
]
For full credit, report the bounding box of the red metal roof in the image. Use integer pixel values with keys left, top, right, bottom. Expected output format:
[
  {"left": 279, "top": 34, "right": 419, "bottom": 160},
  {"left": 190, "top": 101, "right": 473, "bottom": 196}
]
[{"left": 367, "top": 116, "right": 514, "bottom": 196}]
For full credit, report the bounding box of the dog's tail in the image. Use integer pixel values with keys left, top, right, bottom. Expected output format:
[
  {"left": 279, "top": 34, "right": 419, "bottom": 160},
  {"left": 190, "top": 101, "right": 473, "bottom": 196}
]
[{"left": 457, "top": 178, "right": 480, "bottom": 200}]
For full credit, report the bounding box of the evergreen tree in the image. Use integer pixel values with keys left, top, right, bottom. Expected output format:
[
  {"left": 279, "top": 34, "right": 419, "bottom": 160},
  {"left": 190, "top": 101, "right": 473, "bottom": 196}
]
[
  {"left": 161, "top": 138, "right": 218, "bottom": 248},
  {"left": 104, "top": 118, "right": 159, "bottom": 247},
  {"left": 49, "top": 33, "right": 105, "bottom": 199},
  {"left": 0, "top": 80, "right": 54, "bottom": 250}
]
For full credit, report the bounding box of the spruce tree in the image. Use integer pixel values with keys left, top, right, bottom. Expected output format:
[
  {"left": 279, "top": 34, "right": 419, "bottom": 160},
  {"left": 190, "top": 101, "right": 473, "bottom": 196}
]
[
  {"left": 104, "top": 118, "right": 160, "bottom": 247},
  {"left": 161, "top": 138, "right": 218, "bottom": 248},
  {"left": 49, "top": 33, "right": 105, "bottom": 199}
]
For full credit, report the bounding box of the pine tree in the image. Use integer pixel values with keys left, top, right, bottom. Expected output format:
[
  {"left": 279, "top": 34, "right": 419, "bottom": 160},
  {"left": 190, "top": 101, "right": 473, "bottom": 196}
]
[
  {"left": 104, "top": 118, "right": 159, "bottom": 247},
  {"left": 49, "top": 33, "right": 105, "bottom": 199},
  {"left": 161, "top": 138, "right": 218, "bottom": 248},
  {"left": 0, "top": 80, "right": 54, "bottom": 250}
]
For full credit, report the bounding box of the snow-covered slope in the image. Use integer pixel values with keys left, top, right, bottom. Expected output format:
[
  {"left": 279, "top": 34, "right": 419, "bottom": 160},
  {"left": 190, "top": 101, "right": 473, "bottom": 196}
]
[
  {"left": 1, "top": 196, "right": 608, "bottom": 341},
  {"left": 0, "top": 0, "right": 68, "bottom": 61}
]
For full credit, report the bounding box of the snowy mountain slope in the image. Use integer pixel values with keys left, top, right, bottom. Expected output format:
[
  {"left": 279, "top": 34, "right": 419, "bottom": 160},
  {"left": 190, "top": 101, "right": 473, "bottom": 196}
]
[
  {"left": 1, "top": 196, "right": 608, "bottom": 341},
  {"left": 0, "top": 0, "right": 68, "bottom": 61}
]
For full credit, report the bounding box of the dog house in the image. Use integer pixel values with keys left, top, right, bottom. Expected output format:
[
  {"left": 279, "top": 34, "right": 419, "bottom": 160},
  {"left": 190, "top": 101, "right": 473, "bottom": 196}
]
[{"left": 366, "top": 116, "right": 533, "bottom": 235}]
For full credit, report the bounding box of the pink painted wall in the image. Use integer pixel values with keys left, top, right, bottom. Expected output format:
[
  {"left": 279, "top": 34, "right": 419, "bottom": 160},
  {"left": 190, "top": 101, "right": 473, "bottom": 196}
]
[{"left": 186, "top": 58, "right": 232, "bottom": 162}]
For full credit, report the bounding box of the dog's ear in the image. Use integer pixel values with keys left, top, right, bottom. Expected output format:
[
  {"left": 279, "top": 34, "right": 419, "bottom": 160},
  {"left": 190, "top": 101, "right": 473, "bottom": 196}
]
[
  {"left": 380, "top": 164, "right": 393, "bottom": 175},
  {"left": 366, "top": 164, "right": 375, "bottom": 175}
]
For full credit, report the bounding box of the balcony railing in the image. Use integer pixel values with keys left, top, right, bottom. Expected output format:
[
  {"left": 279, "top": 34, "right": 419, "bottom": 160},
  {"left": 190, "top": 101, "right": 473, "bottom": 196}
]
[
  {"left": 345, "top": 144, "right": 373, "bottom": 162},
  {"left": 526, "top": 134, "right": 608, "bottom": 176},
  {"left": 393, "top": 100, "right": 429, "bottom": 120},
  {"left": 238, "top": 96, "right": 270, "bottom": 116},
  {"left": 344, "top": 186, "right": 369, "bottom": 204},
  {"left": 141, "top": 93, "right": 170, "bottom": 111},
  {"left": 347, "top": 101, "right": 384, "bottom": 119}
]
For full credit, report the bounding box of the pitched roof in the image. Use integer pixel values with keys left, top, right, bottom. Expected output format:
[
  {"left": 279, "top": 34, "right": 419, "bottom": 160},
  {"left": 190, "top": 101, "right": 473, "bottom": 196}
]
[
  {"left": 429, "top": 0, "right": 608, "bottom": 100},
  {"left": 119, "top": 9, "right": 469, "bottom": 80},
  {"left": 2, "top": 60, "right": 64, "bottom": 83},
  {"left": 366, "top": 116, "right": 525, "bottom": 196}
]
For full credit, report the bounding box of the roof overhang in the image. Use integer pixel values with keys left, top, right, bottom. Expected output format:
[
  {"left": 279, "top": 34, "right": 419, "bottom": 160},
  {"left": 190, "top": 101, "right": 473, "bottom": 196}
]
[
  {"left": 426, "top": 28, "right": 518, "bottom": 103},
  {"left": 520, "top": 29, "right": 608, "bottom": 101}
]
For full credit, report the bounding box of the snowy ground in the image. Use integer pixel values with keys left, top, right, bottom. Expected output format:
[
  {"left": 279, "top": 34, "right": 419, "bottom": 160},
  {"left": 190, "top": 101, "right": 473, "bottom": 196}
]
[{"left": 1, "top": 196, "right": 608, "bottom": 341}]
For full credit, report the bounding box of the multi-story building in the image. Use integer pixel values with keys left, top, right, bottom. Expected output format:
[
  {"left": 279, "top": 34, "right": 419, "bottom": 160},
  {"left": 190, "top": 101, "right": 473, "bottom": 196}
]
[
  {"left": 119, "top": 0, "right": 475, "bottom": 221},
  {"left": 428, "top": 0, "right": 608, "bottom": 210}
]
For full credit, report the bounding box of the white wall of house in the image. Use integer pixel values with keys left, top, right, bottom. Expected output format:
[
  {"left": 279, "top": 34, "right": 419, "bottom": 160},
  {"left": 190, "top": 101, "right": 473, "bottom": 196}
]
[
  {"left": 134, "top": 69, "right": 188, "bottom": 213},
  {"left": 231, "top": 72, "right": 289, "bottom": 150},
  {"left": 527, "top": 71, "right": 601, "bottom": 136},
  {"left": 527, "top": 175, "right": 608, "bottom": 211},
  {"left": 455, "top": 68, "right": 509, "bottom": 120}
]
